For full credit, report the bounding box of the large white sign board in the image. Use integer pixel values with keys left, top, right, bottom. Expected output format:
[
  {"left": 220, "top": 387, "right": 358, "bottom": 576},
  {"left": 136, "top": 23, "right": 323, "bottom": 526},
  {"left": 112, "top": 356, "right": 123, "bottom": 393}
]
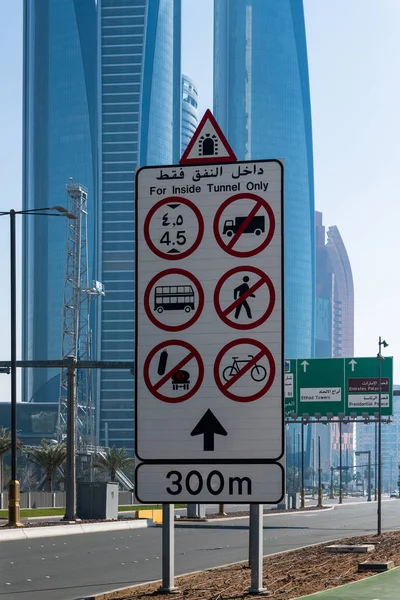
[{"left": 135, "top": 112, "right": 284, "bottom": 503}]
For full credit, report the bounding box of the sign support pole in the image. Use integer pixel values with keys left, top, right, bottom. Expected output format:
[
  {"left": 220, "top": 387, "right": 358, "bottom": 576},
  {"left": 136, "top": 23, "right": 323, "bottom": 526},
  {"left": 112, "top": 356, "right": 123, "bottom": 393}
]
[
  {"left": 249, "top": 503, "right": 267, "bottom": 595},
  {"left": 339, "top": 420, "right": 343, "bottom": 504},
  {"left": 159, "top": 504, "right": 178, "bottom": 594}
]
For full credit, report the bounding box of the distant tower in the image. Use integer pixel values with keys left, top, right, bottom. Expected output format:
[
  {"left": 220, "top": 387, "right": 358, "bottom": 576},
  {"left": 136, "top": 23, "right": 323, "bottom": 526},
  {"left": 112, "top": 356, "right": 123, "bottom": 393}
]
[
  {"left": 315, "top": 211, "right": 354, "bottom": 359},
  {"left": 57, "top": 181, "right": 104, "bottom": 444},
  {"left": 181, "top": 75, "right": 199, "bottom": 154},
  {"left": 315, "top": 210, "right": 355, "bottom": 470},
  {"left": 22, "top": 0, "right": 97, "bottom": 406}
]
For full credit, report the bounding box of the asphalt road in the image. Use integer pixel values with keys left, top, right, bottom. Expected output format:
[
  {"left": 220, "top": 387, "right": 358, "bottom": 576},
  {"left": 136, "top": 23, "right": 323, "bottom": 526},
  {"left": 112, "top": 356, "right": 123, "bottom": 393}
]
[{"left": 1, "top": 499, "right": 399, "bottom": 600}]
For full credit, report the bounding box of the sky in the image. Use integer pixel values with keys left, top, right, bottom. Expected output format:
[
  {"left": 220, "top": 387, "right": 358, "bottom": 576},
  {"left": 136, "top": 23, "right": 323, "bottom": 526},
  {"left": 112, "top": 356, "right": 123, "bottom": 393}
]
[{"left": 0, "top": 0, "right": 399, "bottom": 405}]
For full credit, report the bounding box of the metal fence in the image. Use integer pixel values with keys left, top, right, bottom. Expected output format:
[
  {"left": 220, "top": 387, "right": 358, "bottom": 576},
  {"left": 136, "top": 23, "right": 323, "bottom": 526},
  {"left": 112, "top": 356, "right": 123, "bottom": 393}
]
[{"left": 0, "top": 490, "right": 137, "bottom": 510}]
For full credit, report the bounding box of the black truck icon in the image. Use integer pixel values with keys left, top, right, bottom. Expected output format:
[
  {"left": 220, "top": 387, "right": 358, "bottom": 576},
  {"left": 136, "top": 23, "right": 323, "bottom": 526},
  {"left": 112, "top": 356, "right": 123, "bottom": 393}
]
[{"left": 222, "top": 215, "right": 265, "bottom": 237}]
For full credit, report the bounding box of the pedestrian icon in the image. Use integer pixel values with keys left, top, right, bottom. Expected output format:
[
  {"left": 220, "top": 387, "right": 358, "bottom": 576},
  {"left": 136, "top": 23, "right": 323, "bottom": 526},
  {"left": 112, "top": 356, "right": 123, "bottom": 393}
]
[
  {"left": 214, "top": 265, "right": 275, "bottom": 331},
  {"left": 233, "top": 276, "right": 255, "bottom": 320}
]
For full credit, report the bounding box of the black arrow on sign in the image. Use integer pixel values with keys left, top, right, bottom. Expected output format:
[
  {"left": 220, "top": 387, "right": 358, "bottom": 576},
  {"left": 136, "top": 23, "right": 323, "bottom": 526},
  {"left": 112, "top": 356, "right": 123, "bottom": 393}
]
[{"left": 190, "top": 409, "right": 228, "bottom": 451}]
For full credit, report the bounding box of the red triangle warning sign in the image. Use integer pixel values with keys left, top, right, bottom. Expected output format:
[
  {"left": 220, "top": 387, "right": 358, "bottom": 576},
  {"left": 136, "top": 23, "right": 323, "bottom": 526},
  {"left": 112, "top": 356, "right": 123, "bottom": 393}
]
[{"left": 180, "top": 109, "right": 237, "bottom": 165}]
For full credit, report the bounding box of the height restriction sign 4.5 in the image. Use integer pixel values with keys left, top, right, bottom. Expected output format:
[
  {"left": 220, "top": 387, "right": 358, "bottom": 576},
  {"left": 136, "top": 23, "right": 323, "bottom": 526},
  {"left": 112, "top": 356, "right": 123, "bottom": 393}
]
[{"left": 136, "top": 158, "right": 284, "bottom": 465}]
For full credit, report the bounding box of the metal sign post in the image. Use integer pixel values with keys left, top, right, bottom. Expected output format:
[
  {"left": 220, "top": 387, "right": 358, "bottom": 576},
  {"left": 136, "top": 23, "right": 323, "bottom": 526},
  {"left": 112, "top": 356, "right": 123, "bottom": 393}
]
[
  {"left": 249, "top": 504, "right": 268, "bottom": 595},
  {"left": 158, "top": 504, "right": 178, "bottom": 593}
]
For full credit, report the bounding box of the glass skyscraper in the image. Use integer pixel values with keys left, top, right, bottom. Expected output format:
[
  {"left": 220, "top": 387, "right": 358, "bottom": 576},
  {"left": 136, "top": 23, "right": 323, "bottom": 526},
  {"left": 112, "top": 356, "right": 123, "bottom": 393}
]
[
  {"left": 22, "top": 0, "right": 97, "bottom": 404},
  {"left": 23, "top": 0, "right": 181, "bottom": 451},
  {"left": 214, "top": 0, "right": 315, "bottom": 358},
  {"left": 181, "top": 74, "right": 199, "bottom": 154},
  {"left": 97, "top": 0, "right": 181, "bottom": 450}
]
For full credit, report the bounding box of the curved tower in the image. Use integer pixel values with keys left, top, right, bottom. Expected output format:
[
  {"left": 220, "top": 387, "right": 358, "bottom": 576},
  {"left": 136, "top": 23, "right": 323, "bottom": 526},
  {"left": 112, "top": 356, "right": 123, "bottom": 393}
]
[
  {"left": 326, "top": 225, "right": 355, "bottom": 357},
  {"left": 22, "top": 0, "right": 97, "bottom": 403},
  {"left": 214, "top": 0, "right": 315, "bottom": 358}
]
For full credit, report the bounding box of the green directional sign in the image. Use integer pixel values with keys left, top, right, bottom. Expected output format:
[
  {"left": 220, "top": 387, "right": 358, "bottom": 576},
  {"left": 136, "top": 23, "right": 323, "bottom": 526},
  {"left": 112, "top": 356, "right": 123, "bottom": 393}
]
[
  {"left": 297, "top": 358, "right": 345, "bottom": 417},
  {"left": 344, "top": 356, "right": 392, "bottom": 417},
  {"left": 284, "top": 359, "right": 296, "bottom": 417},
  {"left": 284, "top": 357, "right": 393, "bottom": 418}
]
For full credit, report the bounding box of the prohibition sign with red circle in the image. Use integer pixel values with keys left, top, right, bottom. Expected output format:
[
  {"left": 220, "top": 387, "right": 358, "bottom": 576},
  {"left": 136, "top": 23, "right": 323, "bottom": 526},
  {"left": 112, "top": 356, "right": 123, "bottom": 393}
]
[
  {"left": 144, "top": 340, "right": 204, "bottom": 403},
  {"left": 214, "top": 265, "right": 276, "bottom": 330},
  {"left": 214, "top": 338, "right": 276, "bottom": 403},
  {"left": 144, "top": 196, "right": 204, "bottom": 260},
  {"left": 213, "top": 192, "right": 275, "bottom": 258},
  {"left": 144, "top": 268, "right": 204, "bottom": 332}
]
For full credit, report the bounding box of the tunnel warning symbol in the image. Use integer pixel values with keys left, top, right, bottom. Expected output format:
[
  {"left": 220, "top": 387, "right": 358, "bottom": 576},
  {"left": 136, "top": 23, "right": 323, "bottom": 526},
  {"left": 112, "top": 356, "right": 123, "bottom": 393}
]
[{"left": 180, "top": 109, "right": 237, "bottom": 165}]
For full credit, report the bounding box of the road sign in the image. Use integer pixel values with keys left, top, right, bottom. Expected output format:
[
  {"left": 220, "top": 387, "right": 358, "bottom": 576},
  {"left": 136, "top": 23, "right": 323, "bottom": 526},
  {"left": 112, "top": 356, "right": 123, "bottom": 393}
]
[
  {"left": 283, "top": 357, "right": 393, "bottom": 418},
  {"left": 214, "top": 265, "right": 275, "bottom": 330},
  {"left": 345, "top": 357, "right": 392, "bottom": 415},
  {"left": 213, "top": 192, "right": 275, "bottom": 257},
  {"left": 180, "top": 109, "right": 237, "bottom": 165},
  {"left": 135, "top": 462, "right": 284, "bottom": 504},
  {"left": 214, "top": 339, "right": 276, "bottom": 403},
  {"left": 136, "top": 112, "right": 284, "bottom": 503},
  {"left": 143, "top": 196, "right": 204, "bottom": 260},
  {"left": 144, "top": 268, "right": 204, "bottom": 332},
  {"left": 143, "top": 340, "right": 204, "bottom": 404}
]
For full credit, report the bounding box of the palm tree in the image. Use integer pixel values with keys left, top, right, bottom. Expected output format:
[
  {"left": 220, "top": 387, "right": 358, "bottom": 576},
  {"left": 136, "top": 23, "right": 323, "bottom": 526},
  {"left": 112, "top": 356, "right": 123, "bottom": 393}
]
[
  {"left": 27, "top": 440, "right": 66, "bottom": 492},
  {"left": 93, "top": 446, "right": 132, "bottom": 482},
  {"left": 0, "top": 427, "right": 12, "bottom": 491}
]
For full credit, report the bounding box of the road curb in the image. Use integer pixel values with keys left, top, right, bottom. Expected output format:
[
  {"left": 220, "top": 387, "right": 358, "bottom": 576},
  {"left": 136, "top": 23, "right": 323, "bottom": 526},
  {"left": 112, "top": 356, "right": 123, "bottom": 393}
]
[{"left": 0, "top": 518, "right": 152, "bottom": 542}]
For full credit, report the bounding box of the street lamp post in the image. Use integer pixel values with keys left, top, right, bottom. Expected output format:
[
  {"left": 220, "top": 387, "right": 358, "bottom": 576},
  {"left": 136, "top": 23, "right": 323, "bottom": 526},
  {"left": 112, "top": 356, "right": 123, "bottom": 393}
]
[
  {"left": 339, "top": 420, "right": 343, "bottom": 504},
  {"left": 317, "top": 435, "right": 323, "bottom": 508},
  {"left": 377, "top": 336, "right": 388, "bottom": 536},
  {"left": 1, "top": 206, "right": 76, "bottom": 526},
  {"left": 374, "top": 420, "right": 378, "bottom": 501},
  {"left": 301, "top": 421, "right": 305, "bottom": 508},
  {"left": 355, "top": 450, "right": 371, "bottom": 502},
  {"left": 330, "top": 466, "right": 334, "bottom": 499}
]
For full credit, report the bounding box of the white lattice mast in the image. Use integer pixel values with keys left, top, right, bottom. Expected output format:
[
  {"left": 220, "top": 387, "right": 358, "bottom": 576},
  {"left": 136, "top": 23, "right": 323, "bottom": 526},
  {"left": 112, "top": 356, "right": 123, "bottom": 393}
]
[{"left": 57, "top": 179, "right": 104, "bottom": 445}]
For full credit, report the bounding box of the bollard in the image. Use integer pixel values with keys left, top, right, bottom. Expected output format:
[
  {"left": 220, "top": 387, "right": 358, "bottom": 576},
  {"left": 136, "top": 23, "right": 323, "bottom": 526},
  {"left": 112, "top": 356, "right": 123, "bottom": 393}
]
[
  {"left": 218, "top": 503, "right": 227, "bottom": 516},
  {"left": 8, "top": 480, "right": 23, "bottom": 527}
]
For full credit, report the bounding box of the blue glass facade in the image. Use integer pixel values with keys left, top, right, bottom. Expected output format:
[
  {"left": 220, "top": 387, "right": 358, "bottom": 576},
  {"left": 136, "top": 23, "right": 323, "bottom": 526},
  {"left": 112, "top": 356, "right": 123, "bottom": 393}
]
[
  {"left": 181, "top": 74, "right": 199, "bottom": 154},
  {"left": 22, "top": 0, "right": 97, "bottom": 403},
  {"left": 98, "top": 0, "right": 181, "bottom": 449},
  {"left": 214, "top": 0, "right": 315, "bottom": 358}
]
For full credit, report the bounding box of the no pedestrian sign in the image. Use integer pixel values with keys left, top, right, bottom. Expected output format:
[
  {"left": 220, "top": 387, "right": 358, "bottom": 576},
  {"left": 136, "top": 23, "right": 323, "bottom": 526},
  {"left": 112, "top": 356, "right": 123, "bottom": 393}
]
[{"left": 135, "top": 110, "right": 284, "bottom": 503}]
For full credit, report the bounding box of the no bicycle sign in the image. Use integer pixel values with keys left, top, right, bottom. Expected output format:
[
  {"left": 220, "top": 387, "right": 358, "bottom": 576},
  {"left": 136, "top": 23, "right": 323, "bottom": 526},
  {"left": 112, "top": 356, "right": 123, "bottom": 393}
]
[{"left": 135, "top": 110, "right": 284, "bottom": 503}]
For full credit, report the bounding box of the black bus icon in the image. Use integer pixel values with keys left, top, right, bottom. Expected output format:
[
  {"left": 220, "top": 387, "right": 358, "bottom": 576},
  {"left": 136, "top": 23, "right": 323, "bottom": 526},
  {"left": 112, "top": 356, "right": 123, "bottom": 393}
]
[{"left": 154, "top": 285, "right": 195, "bottom": 313}]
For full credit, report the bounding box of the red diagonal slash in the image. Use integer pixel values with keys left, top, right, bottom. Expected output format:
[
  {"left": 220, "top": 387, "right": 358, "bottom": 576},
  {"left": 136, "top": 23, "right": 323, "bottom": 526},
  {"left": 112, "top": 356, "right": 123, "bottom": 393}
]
[
  {"left": 226, "top": 200, "right": 263, "bottom": 250},
  {"left": 153, "top": 351, "right": 195, "bottom": 392},
  {"left": 222, "top": 274, "right": 268, "bottom": 318},
  {"left": 223, "top": 350, "right": 266, "bottom": 391}
]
